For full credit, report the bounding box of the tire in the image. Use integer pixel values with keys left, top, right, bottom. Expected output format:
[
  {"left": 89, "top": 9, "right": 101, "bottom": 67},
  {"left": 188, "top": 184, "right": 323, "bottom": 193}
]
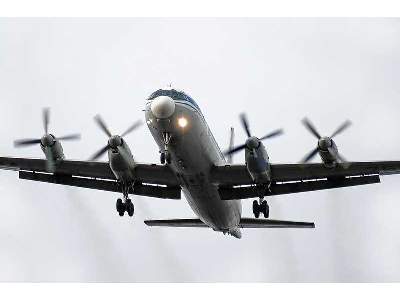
[
  {"left": 127, "top": 202, "right": 134, "bottom": 217},
  {"left": 262, "top": 201, "right": 269, "bottom": 218},
  {"left": 118, "top": 210, "right": 124, "bottom": 217},
  {"left": 160, "top": 152, "right": 166, "bottom": 164},
  {"left": 252, "top": 200, "right": 260, "bottom": 219},
  {"left": 165, "top": 152, "right": 171, "bottom": 164},
  {"left": 116, "top": 198, "right": 123, "bottom": 211}
]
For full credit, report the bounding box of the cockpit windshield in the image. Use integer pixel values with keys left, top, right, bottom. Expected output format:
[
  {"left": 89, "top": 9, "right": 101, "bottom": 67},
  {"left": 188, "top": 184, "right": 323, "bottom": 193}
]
[{"left": 148, "top": 89, "right": 200, "bottom": 111}]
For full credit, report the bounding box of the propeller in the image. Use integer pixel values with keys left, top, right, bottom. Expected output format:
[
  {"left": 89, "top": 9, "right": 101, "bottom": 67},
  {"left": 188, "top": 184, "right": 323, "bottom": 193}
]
[
  {"left": 90, "top": 114, "right": 143, "bottom": 160},
  {"left": 223, "top": 113, "right": 283, "bottom": 156},
  {"left": 301, "top": 118, "right": 351, "bottom": 163},
  {"left": 14, "top": 108, "right": 81, "bottom": 147}
]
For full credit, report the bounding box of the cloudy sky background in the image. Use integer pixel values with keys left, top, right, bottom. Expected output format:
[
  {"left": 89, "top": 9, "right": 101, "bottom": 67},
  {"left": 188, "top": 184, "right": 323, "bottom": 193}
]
[{"left": 0, "top": 18, "right": 400, "bottom": 282}]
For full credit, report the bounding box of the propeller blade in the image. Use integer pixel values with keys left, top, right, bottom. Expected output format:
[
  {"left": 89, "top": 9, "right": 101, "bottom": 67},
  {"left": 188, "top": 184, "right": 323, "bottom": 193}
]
[
  {"left": 330, "top": 120, "right": 352, "bottom": 138},
  {"left": 58, "top": 133, "right": 81, "bottom": 141},
  {"left": 301, "top": 147, "right": 319, "bottom": 163},
  {"left": 94, "top": 115, "right": 112, "bottom": 137},
  {"left": 260, "top": 128, "right": 284, "bottom": 141},
  {"left": 14, "top": 138, "right": 42, "bottom": 147},
  {"left": 90, "top": 144, "right": 110, "bottom": 161},
  {"left": 240, "top": 113, "right": 252, "bottom": 138},
  {"left": 43, "top": 107, "right": 50, "bottom": 134},
  {"left": 121, "top": 120, "right": 143, "bottom": 137},
  {"left": 227, "top": 127, "right": 235, "bottom": 164},
  {"left": 302, "top": 118, "right": 321, "bottom": 139},
  {"left": 223, "top": 143, "right": 247, "bottom": 156}
]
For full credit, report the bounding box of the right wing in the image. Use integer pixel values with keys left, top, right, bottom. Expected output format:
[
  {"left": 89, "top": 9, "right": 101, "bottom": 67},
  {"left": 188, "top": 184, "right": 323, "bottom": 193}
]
[{"left": 0, "top": 157, "right": 181, "bottom": 199}]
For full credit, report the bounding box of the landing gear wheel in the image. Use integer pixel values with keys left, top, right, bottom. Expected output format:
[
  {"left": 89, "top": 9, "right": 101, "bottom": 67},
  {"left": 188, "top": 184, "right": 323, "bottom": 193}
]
[
  {"left": 252, "top": 200, "right": 260, "bottom": 219},
  {"left": 126, "top": 200, "right": 134, "bottom": 217},
  {"left": 116, "top": 198, "right": 125, "bottom": 216},
  {"left": 261, "top": 201, "right": 269, "bottom": 218},
  {"left": 160, "top": 152, "right": 166, "bottom": 164},
  {"left": 165, "top": 152, "right": 171, "bottom": 164}
]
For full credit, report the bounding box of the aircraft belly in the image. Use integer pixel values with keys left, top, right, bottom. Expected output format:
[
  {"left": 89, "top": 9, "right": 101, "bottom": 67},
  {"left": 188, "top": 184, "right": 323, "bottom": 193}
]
[
  {"left": 183, "top": 186, "right": 241, "bottom": 230},
  {"left": 145, "top": 102, "right": 242, "bottom": 231}
]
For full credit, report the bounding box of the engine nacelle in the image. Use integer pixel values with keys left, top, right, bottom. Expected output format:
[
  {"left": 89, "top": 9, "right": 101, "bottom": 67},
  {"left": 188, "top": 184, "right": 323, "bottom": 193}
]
[
  {"left": 318, "top": 137, "right": 339, "bottom": 167},
  {"left": 40, "top": 136, "right": 65, "bottom": 162},
  {"left": 245, "top": 142, "right": 271, "bottom": 184}
]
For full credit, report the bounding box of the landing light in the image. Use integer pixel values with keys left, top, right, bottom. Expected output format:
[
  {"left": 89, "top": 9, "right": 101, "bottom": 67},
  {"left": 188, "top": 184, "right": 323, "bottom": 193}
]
[{"left": 178, "top": 117, "right": 188, "bottom": 128}]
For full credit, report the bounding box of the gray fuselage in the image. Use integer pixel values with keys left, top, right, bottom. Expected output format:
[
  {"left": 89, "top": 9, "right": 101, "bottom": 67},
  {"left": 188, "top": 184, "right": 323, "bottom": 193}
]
[{"left": 145, "top": 92, "right": 242, "bottom": 233}]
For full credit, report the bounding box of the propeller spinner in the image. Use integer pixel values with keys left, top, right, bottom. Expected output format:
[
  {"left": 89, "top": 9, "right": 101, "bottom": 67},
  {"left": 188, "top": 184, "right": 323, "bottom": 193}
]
[
  {"left": 301, "top": 117, "right": 351, "bottom": 165},
  {"left": 90, "top": 115, "right": 143, "bottom": 160},
  {"left": 14, "top": 108, "right": 81, "bottom": 148},
  {"left": 224, "top": 113, "right": 283, "bottom": 156}
]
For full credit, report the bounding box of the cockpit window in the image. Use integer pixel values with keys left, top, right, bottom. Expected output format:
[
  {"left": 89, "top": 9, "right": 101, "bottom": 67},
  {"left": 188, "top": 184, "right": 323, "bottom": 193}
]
[{"left": 148, "top": 89, "right": 201, "bottom": 111}]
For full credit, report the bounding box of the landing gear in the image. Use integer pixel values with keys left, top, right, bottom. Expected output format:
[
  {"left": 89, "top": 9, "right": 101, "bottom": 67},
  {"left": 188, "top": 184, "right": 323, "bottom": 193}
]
[
  {"left": 252, "top": 200, "right": 269, "bottom": 218},
  {"left": 160, "top": 132, "right": 172, "bottom": 164},
  {"left": 160, "top": 152, "right": 165, "bottom": 164},
  {"left": 160, "top": 151, "right": 171, "bottom": 165},
  {"left": 252, "top": 184, "right": 270, "bottom": 218},
  {"left": 116, "top": 184, "right": 135, "bottom": 217},
  {"left": 126, "top": 199, "right": 134, "bottom": 217},
  {"left": 116, "top": 198, "right": 125, "bottom": 216}
]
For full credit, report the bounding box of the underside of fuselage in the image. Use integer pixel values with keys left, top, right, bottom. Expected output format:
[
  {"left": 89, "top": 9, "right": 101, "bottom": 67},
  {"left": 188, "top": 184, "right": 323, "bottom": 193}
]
[{"left": 145, "top": 90, "right": 242, "bottom": 234}]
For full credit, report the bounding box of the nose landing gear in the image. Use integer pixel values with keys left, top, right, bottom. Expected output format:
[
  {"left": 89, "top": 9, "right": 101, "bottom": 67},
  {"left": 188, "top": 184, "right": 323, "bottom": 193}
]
[
  {"left": 116, "top": 184, "right": 135, "bottom": 217},
  {"left": 160, "top": 132, "right": 172, "bottom": 164}
]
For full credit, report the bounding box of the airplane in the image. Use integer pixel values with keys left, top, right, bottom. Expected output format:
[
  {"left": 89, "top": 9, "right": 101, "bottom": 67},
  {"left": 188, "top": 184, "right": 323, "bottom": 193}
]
[{"left": 1, "top": 87, "right": 400, "bottom": 239}]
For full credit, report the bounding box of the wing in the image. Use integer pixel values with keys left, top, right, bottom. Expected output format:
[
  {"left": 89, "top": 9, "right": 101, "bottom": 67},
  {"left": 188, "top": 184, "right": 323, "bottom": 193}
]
[
  {"left": 0, "top": 157, "right": 181, "bottom": 199},
  {"left": 144, "top": 218, "right": 315, "bottom": 228},
  {"left": 211, "top": 161, "right": 400, "bottom": 200}
]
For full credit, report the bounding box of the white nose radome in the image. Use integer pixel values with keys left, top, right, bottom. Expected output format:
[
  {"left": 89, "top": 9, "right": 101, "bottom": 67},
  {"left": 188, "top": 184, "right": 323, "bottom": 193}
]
[{"left": 151, "top": 96, "right": 175, "bottom": 119}]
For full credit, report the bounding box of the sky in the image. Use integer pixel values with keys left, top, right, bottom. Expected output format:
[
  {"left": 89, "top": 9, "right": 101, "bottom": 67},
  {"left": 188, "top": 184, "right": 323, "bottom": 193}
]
[{"left": 0, "top": 18, "right": 400, "bottom": 282}]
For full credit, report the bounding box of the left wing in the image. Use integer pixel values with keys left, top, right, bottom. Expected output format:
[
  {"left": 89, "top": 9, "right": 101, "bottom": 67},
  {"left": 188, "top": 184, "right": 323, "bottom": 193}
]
[
  {"left": 0, "top": 157, "right": 181, "bottom": 199},
  {"left": 211, "top": 161, "right": 400, "bottom": 200}
]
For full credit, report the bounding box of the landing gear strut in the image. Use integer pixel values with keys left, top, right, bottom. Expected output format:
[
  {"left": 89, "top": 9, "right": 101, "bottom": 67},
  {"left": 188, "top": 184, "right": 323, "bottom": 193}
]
[
  {"left": 160, "top": 132, "right": 172, "bottom": 164},
  {"left": 116, "top": 183, "right": 134, "bottom": 217}
]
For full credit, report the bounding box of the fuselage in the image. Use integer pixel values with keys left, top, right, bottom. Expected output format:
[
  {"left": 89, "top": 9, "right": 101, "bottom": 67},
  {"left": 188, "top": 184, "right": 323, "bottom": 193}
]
[{"left": 144, "top": 88, "right": 242, "bottom": 236}]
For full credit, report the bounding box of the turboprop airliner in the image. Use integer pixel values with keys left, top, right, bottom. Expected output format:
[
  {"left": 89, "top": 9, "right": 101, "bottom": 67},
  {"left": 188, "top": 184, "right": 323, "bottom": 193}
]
[{"left": 1, "top": 87, "right": 400, "bottom": 238}]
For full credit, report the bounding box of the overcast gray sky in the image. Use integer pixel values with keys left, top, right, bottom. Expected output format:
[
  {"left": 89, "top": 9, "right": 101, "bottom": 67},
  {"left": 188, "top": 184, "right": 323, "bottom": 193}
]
[{"left": 1, "top": 18, "right": 400, "bottom": 282}]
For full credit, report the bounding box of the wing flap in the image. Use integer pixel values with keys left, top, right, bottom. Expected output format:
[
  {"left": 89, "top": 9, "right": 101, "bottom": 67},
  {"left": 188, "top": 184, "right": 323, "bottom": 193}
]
[
  {"left": 19, "top": 171, "right": 181, "bottom": 199},
  {"left": 219, "top": 175, "right": 380, "bottom": 200},
  {"left": 0, "top": 157, "right": 179, "bottom": 186},
  {"left": 210, "top": 161, "right": 400, "bottom": 186}
]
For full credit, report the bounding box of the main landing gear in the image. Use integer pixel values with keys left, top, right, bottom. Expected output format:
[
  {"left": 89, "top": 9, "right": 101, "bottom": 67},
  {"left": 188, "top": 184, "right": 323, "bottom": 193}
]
[
  {"left": 160, "top": 132, "right": 172, "bottom": 165},
  {"left": 252, "top": 184, "right": 270, "bottom": 218},
  {"left": 252, "top": 200, "right": 269, "bottom": 218},
  {"left": 116, "top": 184, "right": 134, "bottom": 217}
]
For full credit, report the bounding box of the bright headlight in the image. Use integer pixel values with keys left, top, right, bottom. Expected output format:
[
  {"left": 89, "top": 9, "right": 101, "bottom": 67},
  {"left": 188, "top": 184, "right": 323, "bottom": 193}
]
[{"left": 178, "top": 117, "right": 188, "bottom": 128}]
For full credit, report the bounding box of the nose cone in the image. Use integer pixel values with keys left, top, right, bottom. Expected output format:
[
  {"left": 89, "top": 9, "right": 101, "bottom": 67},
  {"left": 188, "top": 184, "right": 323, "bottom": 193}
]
[
  {"left": 41, "top": 134, "right": 55, "bottom": 147},
  {"left": 246, "top": 136, "right": 260, "bottom": 149},
  {"left": 108, "top": 135, "right": 122, "bottom": 149},
  {"left": 151, "top": 96, "right": 175, "bottom": 119},
  {"left": 318, "top": 137, "right": 332, "bottom": 150}
]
